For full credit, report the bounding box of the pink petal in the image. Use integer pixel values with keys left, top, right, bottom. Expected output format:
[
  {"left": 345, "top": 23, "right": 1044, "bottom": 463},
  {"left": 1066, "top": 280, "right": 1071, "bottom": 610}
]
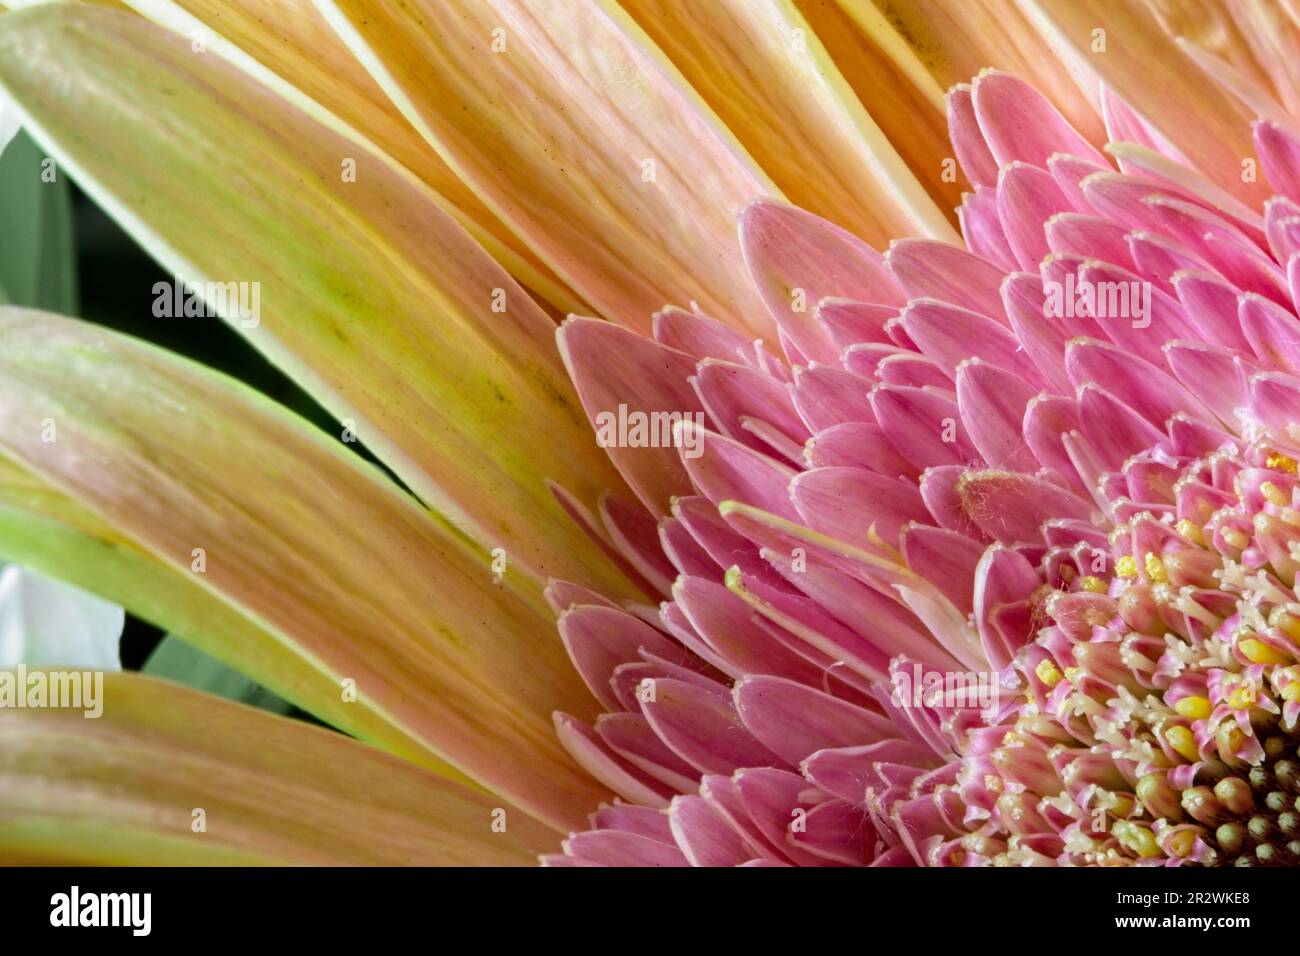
[
  {"left": 790, "top": 466, "right": 929, "bottom": 545},
  {"left": 1076, "top": 384, "right": 1167, "bottom": 468},
  {"left": 997, "top": 161, "right": 1077, "bottom": 270},
  {"left": 900, "top": 524, "right": 986, "bottom": 615},
  {"left": 1127, "top": 230, "right": 1209, "bottom": 293},
  {"left": 919, "top": 465, "right": 991, "bottom": 540},
  {"left": 672, "top": 495, "right": 783, "bottom": 588},
  {"left": 1239, "top": 292, "right": 1300, "bottom": 373},
  {"left": 802, "top": 740, "right": 939, "bottom": 806},
  {"left": 974, "top": 544, "right": 1041, "bottom": 670},
  {"left": 733, "top": 675, "right": 896, "bottom": 765},
  {"left": 1165, "top": 341, "right": 1253, "bottom": 426},
  {"left": 559, "top": 317, "right": 702, "bottom": 514},
  {"left": 673, "top": 576, "right": 823, "bottom": 684},
  {"left": 659, "top": 516, "right": 720, "bottom": 579},
  {"left": 642, "top": 678, "right": 789, "bottom": 775},
  {"left": 1022, "top": 393, "right": 1086, "bottom": 490},
  {"left": 553, "top": 712, "right": 671, "bottom": 808},
  {"left": 545, "top": 579, "right": 619, "bottom": 615},
  {"left": 692, "top": 358, "right": 806, "bottom": 452},
  {"left": 790, "top": 364, "right": 876, "bottom": 432},
  {"left": 559, "top": 605, "right": 684, "bottom": 711},
  {"left": 1265, "top": 197, "right": 1300, "bottom": 263},
  {"left": 870, "top": 383, "right": 981, "bottom": 471},
  {"left": 1045, "top": 213, "right": 1136, "bottom": 271},
  {"left": 1255, "top": 120, "right": 1300, "bottom": 204},
  {"left": 971, "top": 68, "right": 1107, "bottom": 169},
  {"left": 901, "top": 297, "right": 1043, "bottom": 385},
  {"left": 590, "top": 803, "right": 674, "bottom": 843},
  {"left": 563, "top": 829, "right": 689, "bottom": 867},
  {"left": 946, "top": 83, "right": 998, "bottom": 187},
  {"left": 740, "top": 200, "right": 902, "bottom": 365},
  {"left": 805, "top": 422, "right": 919, "bottom": 480},
  {"left": 885, "top": 238, "right": 1007, "bottom": 322},
  {"left": 1170, "top": 269, "right": 1253, "bottom": 352},
  {"left": 1250, "top": 371, "right": 1300, "bottom": 447},
  {"left": 815, "top": 298, "right": 897, "bottom": 349},
  {"left": 1064, "top": 337, "right": 1216, "bottom": 427},
  {"left": 955, "top": 359, "right": 1042, "bottom": 471},
  {"left": 734, "top": 767, "right": 835, "bottom": 867},
  {"left": 789, "top": 800, "right": 877, "bottom": 865},
  {"left": 679, "top": 422, "right": 800, "bottom": 520},
  {"left": 959, "top": 185, "right": 1017, "bottom": 270},
  {"left": 1001, "top": 271, "right": 1074, "bottom": 394},
  {"left": 957, "top": 470, "right": 1095, "bottom": 544},
  {"left": 653, "top": 305, "right": 756, "bottom": 365},
  {"left": 597, "top": 712, "right": 700, "bottom": 792},
  {"left": 1048, "top": 153, "right": 1111, "bottom": 211},
  {"left": 668, "top": 794, "right": 751, "bottom": 867},
  {"left": 600, "top": 492, "right": 677, "bottom": 596},
  {"left": 877, "top": 354, "right": 954, "bottom": 391}
]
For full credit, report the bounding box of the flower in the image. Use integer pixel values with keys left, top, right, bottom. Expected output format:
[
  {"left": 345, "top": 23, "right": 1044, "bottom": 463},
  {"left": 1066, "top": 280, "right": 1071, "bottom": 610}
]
[{"left": 2, "top": 0, "right": 1300, "bottom": 866}]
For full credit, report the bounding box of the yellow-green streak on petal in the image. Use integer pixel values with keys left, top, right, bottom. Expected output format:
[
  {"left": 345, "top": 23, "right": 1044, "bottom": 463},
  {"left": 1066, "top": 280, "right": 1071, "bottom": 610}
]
[
  {"left": 0, "top": 308, "right": 611, "bottom": 830},
  {"left": 0, "top": 4, "right": 638, "bottom": 602},
  {"left": 0, "top": 673, "right": 558, "bottom": 864},
  {"left": 0, "top": 455, "right": 468, "bottom": 782},
  {"left": 316, "top": 0, "right": 780, "bottom": 337},
  {"left": 123, "top": 0, "right": 586, "bottom": 316}
]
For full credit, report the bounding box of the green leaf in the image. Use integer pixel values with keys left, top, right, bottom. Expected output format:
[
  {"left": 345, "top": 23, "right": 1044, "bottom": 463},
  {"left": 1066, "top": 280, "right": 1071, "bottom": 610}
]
[
  {"left": 0, "top": 128, "right": 77, "bottom": 313},
  {"left": 143, "top": 635, "right": 293, "bottom": 716}
]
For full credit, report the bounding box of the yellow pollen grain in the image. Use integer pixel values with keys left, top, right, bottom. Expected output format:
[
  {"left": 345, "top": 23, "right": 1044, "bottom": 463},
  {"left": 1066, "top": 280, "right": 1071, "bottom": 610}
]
[
  {"left": 1164, "top": 725, "right": 1200, "bottom": 762},
  {"left": 1227, "top": 683, "right": 1257, "bottom": 710},
  {"left": 1269, "top": 607, "right": 1300, "bottom": 645},
  {"left": 1064, "top": 666, "right": 1083, "bottom": 684},
  {"left": 1173, "top": 695, "right": 1212, "bottom": 720},
  {"left": 1175, "top": 519, "right": 1204, "bottom": 545},
  {"left": 1261, "top": 481, "right": 1289, "bottom": 507},
  {"left": 1036, "top": 659, "right": 1064, "bottom": 688},
  {"left": 1113, "top": 820, "right": 1162, "bottom": 858},
  {"left": 1115, "top": 556, "right": 1138, "bottom": 579},
  {"left": 1267, "top": 452, "right": 1299, "bottom": 475},
  {"left": 1168, "top": 828, "right": 1197, "bottom": 858},
  {"left": 1079, "top": 575, "right": 1108, "bottom": 593},
  {"left": 1239, "top": 638, "right": 1290, "bottom": 666},
  {"left": 1144, "top": 553, "right": 1168, "bottom": 584}
]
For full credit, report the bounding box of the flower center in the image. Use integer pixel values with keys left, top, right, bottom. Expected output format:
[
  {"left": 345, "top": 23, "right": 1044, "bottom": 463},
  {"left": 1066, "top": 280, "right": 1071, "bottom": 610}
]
[{"left": 980, "top": 444, "right": 1300, "bottom": 865}]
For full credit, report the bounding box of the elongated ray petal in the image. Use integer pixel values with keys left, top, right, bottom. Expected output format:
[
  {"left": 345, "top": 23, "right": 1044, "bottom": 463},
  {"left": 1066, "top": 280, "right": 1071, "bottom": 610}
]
[
  {"left": 0, "top": 674, "right": 556, "bottom": 865},
  {"left": 0, "top": 309, "right": 607, "bottom": 829},
  {"left": 621, "top": 0, "right": 955, "bottom": 247},
  {"left": 125, "top": 0, "right": 582, "bottom": 313},
  {"left": 317, "top": 0, "right": 776, "bottom": 335},
  {"left": 0, "top": 4, "right": 633, "bottom": 598}
]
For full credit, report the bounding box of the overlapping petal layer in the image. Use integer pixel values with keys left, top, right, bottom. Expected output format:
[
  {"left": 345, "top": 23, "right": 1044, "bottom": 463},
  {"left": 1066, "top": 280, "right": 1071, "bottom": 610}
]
[{"left": 550, "top": 62, "right": 1300, "bottom": 866}]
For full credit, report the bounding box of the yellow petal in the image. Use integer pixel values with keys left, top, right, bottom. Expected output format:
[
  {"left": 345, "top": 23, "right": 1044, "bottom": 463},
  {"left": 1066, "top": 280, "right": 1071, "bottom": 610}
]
[
  {"left": 317, "top": 0, "right": 779, "bottom": 336},
  {"left": 1142, "top": 0, "right": 1300, "bottom": 119},
  {"left": 621, "top": 0, "right": 957, "bottom": 247},
  {"left": 792, "top": 0, "right": 961, "bottom": 217},
  {"left": 0, "top": 672, "right": 557, "bottom": 864},
  {"left": 0, "top": 308, "right": 611, "bottom": 830},
  {"left": 123, "top": 0, "right": 583, "bottom": 315},
  {"left": 1020, "top": 0, "right": 1269, "bottom": 204},
  {"left": 0, "top": 4, "right": 636, "bottom": 600}
]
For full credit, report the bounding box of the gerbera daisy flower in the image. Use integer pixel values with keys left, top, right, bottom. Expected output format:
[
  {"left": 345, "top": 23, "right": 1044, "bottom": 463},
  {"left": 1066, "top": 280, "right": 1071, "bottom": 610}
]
[{"left": 1, "top": 0, "right": 1299, "bottom": 869}]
